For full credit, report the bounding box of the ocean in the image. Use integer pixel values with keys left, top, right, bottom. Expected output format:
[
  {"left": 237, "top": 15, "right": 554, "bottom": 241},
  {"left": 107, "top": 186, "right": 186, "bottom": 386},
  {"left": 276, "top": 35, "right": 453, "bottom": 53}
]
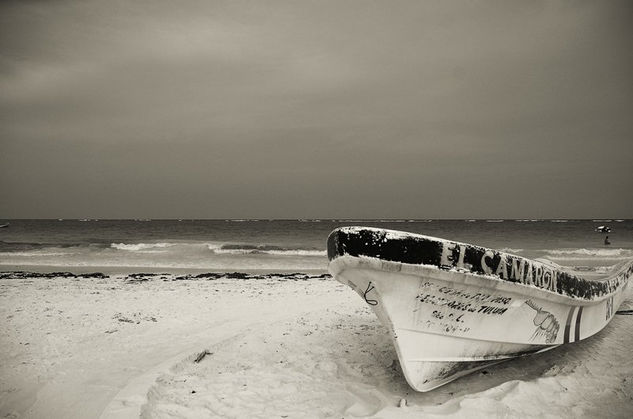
[{"left": 0, "top": 219, "right": 631, "bottom": 274}]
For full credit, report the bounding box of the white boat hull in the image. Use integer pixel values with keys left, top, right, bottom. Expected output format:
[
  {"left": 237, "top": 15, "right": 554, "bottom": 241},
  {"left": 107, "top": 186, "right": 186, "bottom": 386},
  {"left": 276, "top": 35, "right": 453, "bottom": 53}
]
[{"left": 327, "top": 227, "right": 633, "bottom": 391}]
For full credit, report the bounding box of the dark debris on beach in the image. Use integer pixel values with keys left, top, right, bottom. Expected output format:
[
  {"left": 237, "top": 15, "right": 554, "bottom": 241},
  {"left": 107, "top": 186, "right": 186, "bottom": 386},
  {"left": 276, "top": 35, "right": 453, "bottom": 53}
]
[
  {"left": 170, "top": 272, "right": 331, "bottom": 281},
  {"left": 0, "top": 270, "right": 332, "bottom": 282},
  {"left": 0, "top": 271, "right": 108, "bottom": 280}
]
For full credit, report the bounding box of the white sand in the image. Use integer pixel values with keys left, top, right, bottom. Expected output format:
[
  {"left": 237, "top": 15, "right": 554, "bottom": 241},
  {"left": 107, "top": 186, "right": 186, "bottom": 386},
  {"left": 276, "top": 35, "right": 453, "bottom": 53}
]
[{"left": 1, "top": 273, "right": 632, "bottom": 419}]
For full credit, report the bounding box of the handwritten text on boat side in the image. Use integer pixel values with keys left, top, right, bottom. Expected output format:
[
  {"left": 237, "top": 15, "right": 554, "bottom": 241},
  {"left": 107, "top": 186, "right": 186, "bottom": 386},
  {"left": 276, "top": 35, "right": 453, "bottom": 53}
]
[{"left": 440, "top": 243, "right": 558, "bottom": 293}]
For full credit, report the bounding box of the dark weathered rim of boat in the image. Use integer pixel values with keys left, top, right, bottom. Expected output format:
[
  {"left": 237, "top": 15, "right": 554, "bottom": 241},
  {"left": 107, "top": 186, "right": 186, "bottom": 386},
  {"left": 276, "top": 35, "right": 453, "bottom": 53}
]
[{"left": 327, "top": 227, "right": 632, "bottom": 301}]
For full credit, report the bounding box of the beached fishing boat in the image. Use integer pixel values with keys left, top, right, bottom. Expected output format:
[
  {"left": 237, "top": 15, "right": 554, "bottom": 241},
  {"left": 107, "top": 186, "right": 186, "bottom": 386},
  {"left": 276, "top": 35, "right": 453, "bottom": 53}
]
[{"left": 327, "top": 227, "right": 633, "bottom": 392}]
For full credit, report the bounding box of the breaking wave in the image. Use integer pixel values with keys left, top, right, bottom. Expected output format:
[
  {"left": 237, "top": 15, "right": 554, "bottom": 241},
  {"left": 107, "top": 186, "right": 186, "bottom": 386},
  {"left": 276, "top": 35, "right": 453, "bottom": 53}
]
[
  {"left": 0, "top": 251, "right": 71, "bottom": 257},
  {"left": 211, "top": 244, "right": 326, "bottom": 257},
  {"left": 0, "top": 240, "right": 328, "bottom": 271},
  {"left": 499, "top": 248, "right": 525, "bottom": 254},
  {"left": 111, "top": 242, "right": 177, "bottom": 251},
  {"left": 545, "top": 248, "right": 633, "bottom": 260},
  {"left": 107, "top": 242, "right": 327, "bottom": 256}
]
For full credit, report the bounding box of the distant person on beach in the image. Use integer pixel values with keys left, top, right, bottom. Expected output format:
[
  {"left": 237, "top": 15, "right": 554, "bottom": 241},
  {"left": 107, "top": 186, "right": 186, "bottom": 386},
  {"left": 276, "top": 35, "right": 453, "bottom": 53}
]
[{"left": 604, "top": 236, "right": 610, "bottom": 245}]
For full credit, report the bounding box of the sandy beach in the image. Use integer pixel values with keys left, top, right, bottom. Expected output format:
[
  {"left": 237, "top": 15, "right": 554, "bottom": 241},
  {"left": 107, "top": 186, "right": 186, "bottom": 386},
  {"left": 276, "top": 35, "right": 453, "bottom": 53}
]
[
  {"left": 3, "top": 0, "right": 632, "bottom": 415},
  {"left": 1, "top": 271, "right": 632, "bottom": 419}
]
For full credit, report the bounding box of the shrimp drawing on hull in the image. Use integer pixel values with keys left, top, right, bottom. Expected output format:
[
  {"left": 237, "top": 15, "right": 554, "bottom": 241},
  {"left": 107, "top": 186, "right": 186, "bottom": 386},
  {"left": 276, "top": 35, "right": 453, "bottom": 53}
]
[{"left": 525, "top": 299, "right": 560, "bottom": 344}]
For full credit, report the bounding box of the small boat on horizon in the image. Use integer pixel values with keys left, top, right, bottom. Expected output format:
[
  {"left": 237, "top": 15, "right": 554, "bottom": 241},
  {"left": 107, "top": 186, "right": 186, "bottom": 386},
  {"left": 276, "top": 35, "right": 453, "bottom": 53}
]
[
  {"left": 327, "top": 227, "right": 633, "bottom": 392},
  {"left": 0, "top": 222, "right": 9, "bottom": 228}
]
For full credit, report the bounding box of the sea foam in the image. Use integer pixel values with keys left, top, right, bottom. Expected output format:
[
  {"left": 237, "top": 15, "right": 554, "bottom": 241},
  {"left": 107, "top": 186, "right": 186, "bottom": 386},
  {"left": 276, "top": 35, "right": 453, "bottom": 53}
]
[
  {"left": 111, "top": 243, "right": 176, "bottom": 251},
  {"left": 545, "top": 248, "right": 633, "bottom": 260},
  {"left": 211, "top": 244, "right": 326, "bottom": 257}
]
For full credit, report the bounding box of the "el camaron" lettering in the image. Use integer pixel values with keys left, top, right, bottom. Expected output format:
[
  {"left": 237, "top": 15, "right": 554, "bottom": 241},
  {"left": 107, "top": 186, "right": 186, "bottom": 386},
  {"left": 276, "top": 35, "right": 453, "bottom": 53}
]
[{"left": 440, "top": 243, "right": 558, "bottom": 292}]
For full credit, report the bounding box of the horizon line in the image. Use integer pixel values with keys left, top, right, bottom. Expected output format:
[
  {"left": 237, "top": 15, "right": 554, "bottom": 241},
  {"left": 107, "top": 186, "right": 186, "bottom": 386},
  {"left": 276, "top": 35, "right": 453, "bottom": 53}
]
[{"left": 0, "top": 218, "right": 629, "bottom": 222}]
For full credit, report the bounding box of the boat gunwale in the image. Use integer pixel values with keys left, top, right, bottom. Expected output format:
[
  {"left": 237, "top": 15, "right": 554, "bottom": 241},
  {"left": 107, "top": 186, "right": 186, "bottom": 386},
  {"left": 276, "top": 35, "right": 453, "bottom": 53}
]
[{"left": 327, "top": 227, "right": 633, "bottom": 303}]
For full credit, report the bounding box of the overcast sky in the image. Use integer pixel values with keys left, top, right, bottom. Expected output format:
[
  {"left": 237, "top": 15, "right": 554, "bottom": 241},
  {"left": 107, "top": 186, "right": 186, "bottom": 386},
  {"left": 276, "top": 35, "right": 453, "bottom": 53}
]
[{"left": 1, "top": 0, "right": 631, "bottom": 219}]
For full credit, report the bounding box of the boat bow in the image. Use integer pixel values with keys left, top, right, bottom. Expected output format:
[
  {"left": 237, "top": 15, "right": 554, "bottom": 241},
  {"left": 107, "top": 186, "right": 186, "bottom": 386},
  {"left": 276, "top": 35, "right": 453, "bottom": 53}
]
[{"left": 327, "top": 227, "right": 633, "bottom": 391}]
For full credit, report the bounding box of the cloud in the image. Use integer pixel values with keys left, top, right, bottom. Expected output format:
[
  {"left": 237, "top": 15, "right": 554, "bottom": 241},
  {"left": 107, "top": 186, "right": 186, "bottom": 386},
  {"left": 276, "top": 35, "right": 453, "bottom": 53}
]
[{"left": 1, "top": 0, "right": 632, "bottom": 218}]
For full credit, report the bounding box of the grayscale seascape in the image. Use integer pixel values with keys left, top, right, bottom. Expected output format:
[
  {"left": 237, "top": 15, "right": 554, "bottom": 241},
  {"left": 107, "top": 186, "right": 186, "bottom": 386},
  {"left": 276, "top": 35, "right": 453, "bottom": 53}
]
[{"left": 1, "top": 1, "right": 632, "bottom": 418}]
